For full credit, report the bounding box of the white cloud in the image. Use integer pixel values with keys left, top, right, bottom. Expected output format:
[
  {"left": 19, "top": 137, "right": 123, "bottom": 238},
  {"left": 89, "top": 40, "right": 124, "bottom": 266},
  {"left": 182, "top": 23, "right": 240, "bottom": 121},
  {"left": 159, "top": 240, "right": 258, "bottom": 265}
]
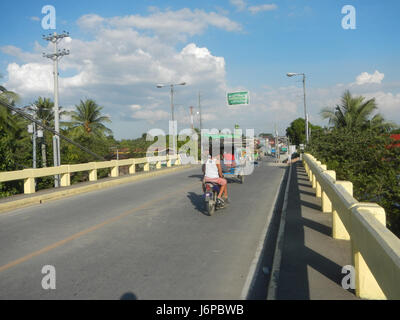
[
  {"left": 364, "top": 91, "right": 400, "bottom": 114},
  {"left": 1, "top": 44, "right": 43, "bottom": 63},
  {"left": 131, "top": 109, "right": 169, "bottom": 123},
  {"left": 230, "top": 1, "right": 277, "bottom": 14},
  {"left": 78, "top": 9, "right": 241, "bottom": 43},
  {"left": 248, "top": 4, "right": 278, "bottom": 14},
  {"left": 230, "top": 0, "right": 247, "bottom": 11},
  {"left": 5, "top": 63, "right": 53, "bottom": 94},
  {"left": 355, "top": 70, "right": 385, "bottom": 85},
  {"left": 77, "top": 14, "right": 105, "bottom": 30},
  {"left": 130, "top": 104, "right": 142, "bottom": 111},
  {"left": 295, "top": 82, "right": 400, "bottom": 129},
  {"left": 1, "top": 9, "right": 236, "bottom": 138},
  {"left": 30, "top": 16, "right": 40, "bottom": 22},
  {"left": 2, "top": 9, "right": 398, "bottom": 139}
]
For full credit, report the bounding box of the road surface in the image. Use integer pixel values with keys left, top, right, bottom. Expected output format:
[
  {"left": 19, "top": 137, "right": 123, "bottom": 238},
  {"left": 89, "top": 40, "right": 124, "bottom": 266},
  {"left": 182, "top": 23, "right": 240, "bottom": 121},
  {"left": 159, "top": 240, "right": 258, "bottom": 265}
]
[{"left": 0, "top": 160, "right": 286, "bottom": 299}]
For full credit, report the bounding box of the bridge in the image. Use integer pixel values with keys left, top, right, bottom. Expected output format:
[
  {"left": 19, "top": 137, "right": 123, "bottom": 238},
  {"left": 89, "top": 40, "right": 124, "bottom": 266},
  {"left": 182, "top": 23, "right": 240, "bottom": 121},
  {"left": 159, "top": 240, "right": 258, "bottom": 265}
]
[{"left": 0, "top": 155, "right": 399, "bottom": 299}]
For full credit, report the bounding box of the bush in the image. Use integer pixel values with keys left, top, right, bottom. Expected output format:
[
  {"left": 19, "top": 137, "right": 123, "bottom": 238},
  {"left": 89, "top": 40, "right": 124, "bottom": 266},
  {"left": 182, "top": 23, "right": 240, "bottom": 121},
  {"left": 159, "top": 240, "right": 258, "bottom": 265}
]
[
  {"left": 307, "top": 128, "right": 400, "bottom": 237},
  {"left": 291, "top": 152, "right": 300, "bottom": 159}
]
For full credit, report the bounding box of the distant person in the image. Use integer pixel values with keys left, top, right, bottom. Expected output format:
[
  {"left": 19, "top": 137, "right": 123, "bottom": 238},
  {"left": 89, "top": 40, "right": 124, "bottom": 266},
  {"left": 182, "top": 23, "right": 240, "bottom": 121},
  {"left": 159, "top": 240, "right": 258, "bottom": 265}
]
[{"left": 223, "top": 151, "right": 236, "bottom": 168}]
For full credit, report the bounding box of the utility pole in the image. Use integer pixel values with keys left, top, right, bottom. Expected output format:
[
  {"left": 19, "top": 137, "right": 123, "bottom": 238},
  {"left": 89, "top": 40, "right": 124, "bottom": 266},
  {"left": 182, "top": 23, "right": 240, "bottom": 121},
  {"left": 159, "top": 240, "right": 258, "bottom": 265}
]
[
  {"left": 42, "top": 31, "right": 70, "bottom": 187},
  {"left": 156, "top": 82, "right": 185, "bottom": 157},
  {"left": 28, "top": 122, "right": 37, "bottom": 169},
  {"left": 286, "top": 136, "right": 289, "bottom": 163},
  {"left": 274, "top": 123, "right": 279, "bottom": 162},
  {"left": 287, "top": 72, "right": 309, "bottom": 144},
  {"left": 170, "top": 85, "right": 177, "bottom": 156},
  {"left": 41, "top": 136, "right": 47, "bottom": 168},
  {"left": 33, "top": 121, "right": 37, "bottom": 169},
  {"left": 0, "top": 88, "right": 105, "bottom": 162},
  {"left": 26, "top": 105, "right": 43, "bottom": 169},
  {"left": 303, "top": 75, "right": 309, "bottom": 144},
  {"left": 189, "top": 106, "right": 194, "bottom": 130},
  {"left": 198, "top": 92, "right": 203, "bottom": 133}
]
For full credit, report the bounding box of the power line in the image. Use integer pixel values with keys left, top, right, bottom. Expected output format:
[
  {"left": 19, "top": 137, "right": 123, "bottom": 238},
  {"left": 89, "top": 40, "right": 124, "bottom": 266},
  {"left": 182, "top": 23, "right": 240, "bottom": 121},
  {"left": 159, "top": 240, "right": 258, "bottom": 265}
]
[{"left": 0, "top": 90, "right": 105, "bottom": 161}]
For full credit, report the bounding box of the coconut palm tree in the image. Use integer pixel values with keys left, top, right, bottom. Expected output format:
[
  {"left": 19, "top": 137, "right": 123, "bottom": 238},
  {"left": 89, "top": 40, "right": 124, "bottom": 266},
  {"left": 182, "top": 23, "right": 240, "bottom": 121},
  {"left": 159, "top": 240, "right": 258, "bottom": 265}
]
[
  {"left": 33, "top": 97, "right": 55, "bottom": 167},
  {"left": 320, "top": 90, "right": 396, "bottom": 131},
  {"left": 0, "top": 86, "right": 20, "bottom": 135},
  {"left": 65, "top": 99, "right": 112, "bottom": 137}
]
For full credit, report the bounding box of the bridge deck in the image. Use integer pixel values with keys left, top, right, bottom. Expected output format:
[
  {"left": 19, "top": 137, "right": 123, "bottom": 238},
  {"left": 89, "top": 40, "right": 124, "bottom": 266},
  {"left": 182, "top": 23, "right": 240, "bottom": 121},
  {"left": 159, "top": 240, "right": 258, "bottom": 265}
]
[{"left": 0, "top": 161, "right": 285, "bottom": 299}]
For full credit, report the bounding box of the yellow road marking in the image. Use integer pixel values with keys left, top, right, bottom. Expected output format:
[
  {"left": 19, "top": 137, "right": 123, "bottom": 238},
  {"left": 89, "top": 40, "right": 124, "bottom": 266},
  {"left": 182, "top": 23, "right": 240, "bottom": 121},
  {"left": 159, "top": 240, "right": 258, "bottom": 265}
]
[{"left": 0, "top": 181, "right": 200, "bottom": 273}]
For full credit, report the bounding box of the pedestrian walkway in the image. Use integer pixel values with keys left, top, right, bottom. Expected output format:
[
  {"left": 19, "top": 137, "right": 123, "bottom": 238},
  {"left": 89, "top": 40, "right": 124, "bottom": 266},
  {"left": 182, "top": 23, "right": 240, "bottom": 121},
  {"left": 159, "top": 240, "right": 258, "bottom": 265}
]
[{"left": 276, "top": 162, "right": 358, "bottom": 299}]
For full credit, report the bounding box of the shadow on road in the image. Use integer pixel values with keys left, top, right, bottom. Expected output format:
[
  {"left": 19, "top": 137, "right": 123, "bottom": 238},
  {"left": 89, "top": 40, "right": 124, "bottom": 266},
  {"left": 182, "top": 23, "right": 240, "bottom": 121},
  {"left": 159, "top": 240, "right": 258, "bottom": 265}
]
[
  {"left": 188, "top": 174, "right": 203, "bottom": 180},
  {"left": 275, "top": 163, "right": 356, "bottom": 299},
  {"left": 245, "top": 165, "right": 289, "bottom": 300},
  {"left": 187, "top": 192, "right": 207, "bottom": 215},
  {"left": 120, "top": 292, "right": 138, "bottom": 300}
]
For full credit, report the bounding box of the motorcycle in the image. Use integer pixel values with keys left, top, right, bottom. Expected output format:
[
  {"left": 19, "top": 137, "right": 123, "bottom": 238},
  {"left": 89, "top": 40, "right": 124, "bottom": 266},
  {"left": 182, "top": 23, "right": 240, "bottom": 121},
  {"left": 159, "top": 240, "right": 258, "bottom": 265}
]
[{"left": 203, "top": 181, "right": 225, "bottom": 216}]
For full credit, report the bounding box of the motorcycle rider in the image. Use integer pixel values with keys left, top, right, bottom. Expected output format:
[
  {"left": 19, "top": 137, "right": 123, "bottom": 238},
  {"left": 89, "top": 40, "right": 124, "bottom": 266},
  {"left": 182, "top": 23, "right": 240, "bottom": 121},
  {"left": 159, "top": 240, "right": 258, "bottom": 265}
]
[{"left": 202, "top": 148, "right": 229, "bottom": 205}]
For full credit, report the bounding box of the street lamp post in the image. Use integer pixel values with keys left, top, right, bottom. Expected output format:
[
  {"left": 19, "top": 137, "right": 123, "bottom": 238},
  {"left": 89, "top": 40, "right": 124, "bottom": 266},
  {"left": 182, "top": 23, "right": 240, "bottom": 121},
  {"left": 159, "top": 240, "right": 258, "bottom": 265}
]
[
  {"left": 286, "top": 72, "right": 309, "bottom": 144},
  {"left": 156, "top": 82, "right": 186, "bottom": 156}
]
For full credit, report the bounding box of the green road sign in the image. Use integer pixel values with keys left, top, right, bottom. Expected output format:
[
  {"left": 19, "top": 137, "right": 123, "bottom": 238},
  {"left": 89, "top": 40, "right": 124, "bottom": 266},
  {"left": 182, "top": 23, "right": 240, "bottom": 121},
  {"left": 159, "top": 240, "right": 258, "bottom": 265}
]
[
  {"left": 227, "top": 91, "right": 250, "bottom": 106},
  {"left": 202, "top": 133, "right": 242, "bottom": 139}
]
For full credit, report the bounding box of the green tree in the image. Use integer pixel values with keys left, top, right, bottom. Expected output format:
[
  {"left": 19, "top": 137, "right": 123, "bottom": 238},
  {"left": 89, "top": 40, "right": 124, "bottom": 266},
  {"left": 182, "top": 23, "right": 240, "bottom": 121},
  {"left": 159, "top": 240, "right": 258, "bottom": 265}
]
[
  {"left": 320, "top": 90, "right": 396, "bottom": 131},
  {"left": 307, "top": 127, "right": 400, "bottom": 237},
  {"left": 65, "top": 99, "right": 112, "bottom": 137},
  {"left": 60, "top": 99, "right": 113, "bottom": 181},
  {"left": 0, "top": 87, "right": 33, "bottom": 197},
  {"left": 286, "top": 118, "right": 323, "bottom": 146},
  {"left": 0, "top": 85, "right": 20, "bottom": 136},
  {"left": 33, "top": 97, "right": 55, "bottom": 168}
]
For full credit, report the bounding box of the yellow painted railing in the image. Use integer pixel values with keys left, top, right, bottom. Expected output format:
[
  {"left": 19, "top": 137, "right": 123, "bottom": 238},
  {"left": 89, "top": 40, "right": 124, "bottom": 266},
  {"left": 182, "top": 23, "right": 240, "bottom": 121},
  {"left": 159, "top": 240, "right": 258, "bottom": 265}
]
[
  {"left": 303, "top": 153, "right": 400, "bottom": 300},
  {"left": 0, "top": 155, "right": 181, "bottom": 195}
]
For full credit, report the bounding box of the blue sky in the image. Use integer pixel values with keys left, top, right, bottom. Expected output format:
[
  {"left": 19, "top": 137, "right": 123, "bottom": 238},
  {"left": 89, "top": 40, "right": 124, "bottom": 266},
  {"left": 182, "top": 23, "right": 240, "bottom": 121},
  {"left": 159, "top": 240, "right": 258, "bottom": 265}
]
[{"left": 1, "top": 0, "right": 399, "bottom": 139}]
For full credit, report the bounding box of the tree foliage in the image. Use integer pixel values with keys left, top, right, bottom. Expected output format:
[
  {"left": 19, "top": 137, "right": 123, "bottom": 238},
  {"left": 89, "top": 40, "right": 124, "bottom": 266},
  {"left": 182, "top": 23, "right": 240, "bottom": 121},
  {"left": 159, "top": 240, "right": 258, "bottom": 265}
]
[
  {"left": 307, "top": 125, "right": 400, "bottom": 238},
  {"left": 306, "top": 90, "right": 400, "bottom": 237},
  {"left": 286, "top": 117, "right": 323, "bottom": 146},
  {"left": 320, "top": 90, "right": 397, "bottom": 132},
  {"left": 64, "top": 99, "right": 112, "bottom": 137}
]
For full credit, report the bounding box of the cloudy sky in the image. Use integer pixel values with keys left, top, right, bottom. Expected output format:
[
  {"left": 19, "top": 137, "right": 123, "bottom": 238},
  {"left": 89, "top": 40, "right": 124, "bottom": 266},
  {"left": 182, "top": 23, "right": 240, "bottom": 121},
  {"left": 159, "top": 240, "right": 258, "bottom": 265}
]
[{"left": 1, "top": 0, "right": 400, "bottom": 139}]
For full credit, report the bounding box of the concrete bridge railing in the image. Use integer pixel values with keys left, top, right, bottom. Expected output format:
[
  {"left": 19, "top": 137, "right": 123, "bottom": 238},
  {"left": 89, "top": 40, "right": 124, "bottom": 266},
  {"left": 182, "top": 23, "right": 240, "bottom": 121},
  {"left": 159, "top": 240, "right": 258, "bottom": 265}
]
[
  {"left": 303, "top": 153, "right": 400, "bottom": 300},
  {"left": 0, "top": 155, "right": 181, "bottom": 195}
]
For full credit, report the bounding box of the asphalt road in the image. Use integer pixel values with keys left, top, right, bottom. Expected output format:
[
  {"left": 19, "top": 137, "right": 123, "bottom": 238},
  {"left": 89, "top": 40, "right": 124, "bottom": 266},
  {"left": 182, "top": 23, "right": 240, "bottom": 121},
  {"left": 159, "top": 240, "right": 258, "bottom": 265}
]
[{"left": 0, "top": 160, "right": 286, "bottom": 300}]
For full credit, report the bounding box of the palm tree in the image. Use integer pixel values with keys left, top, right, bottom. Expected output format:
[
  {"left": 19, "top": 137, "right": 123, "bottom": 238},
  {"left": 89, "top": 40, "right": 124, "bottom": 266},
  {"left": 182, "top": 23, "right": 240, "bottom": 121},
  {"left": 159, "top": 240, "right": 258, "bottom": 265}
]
[
  {"left": 65, "top": 99, "right": 112, "bottom": 137},
  {"left": 320, "top": 90, "right": 396, "bottom": 131},
  {"left": 0, "top": 86, "right": 20, "bottom": 135},
  {"left": 33, "top": 97, "right": 55, "bottom": 167}
]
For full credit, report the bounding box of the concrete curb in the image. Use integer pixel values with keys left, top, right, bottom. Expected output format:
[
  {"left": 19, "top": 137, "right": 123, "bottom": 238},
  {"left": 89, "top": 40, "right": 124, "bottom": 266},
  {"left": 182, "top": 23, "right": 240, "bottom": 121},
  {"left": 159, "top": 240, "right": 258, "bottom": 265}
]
[
  {"left": 0, "top": 164, "right": 196, "bottom": 214},
  {"left": 240, "top": 164, "right": 289, "bottom": 300},
  {"left": 264, "top": 163, "right": 289, "bottom": 167},
  {"left": 266, "top": 162, "right": 293, "bottom": 300}
]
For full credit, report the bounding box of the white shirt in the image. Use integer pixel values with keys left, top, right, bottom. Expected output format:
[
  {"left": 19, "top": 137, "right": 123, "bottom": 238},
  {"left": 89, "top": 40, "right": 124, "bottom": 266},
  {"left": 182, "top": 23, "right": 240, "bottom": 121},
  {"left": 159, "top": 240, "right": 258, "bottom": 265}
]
[{"left": 205, "top": 158, "right": 219, "bottom": 178}]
